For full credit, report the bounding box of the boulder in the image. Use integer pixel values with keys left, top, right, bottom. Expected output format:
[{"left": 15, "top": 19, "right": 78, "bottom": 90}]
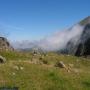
[
  {"left": 13, "top": 66, "right": 19, "bottom": 70},
  {"left": 55, "top": 61, "right": 66, "bottom": 68},
  {"left": 0, "top": 55, "right": 6, "bottom": 63},
  {"left": 0, "top": 37, "right": 14, "bottom": 51}
]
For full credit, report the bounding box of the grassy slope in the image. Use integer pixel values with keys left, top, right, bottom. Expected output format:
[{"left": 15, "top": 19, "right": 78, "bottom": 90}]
[{"left": 0, "top": 51, "right": 90, "bottom": 90}]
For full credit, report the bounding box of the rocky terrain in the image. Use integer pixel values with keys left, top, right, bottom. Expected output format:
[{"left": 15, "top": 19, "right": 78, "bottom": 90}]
[
  {"left": 0, "top": 37, "right": 14, "bottom": 51},
  {"left": 58, "top": 16, "right": 90, "bottom": 56},
  {"left": 0, "top": 51, "right": 90, "bottom": 90}
]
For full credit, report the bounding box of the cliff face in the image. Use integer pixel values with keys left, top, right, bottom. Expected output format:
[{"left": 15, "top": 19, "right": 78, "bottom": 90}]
[
  {"left": 75, "top": 24, "right": 90, "bottom": 56},
  {"left": 0, "top": 37, "right": 14, "bottom": 51},
  {"left": 63, "top": 16, "right": 90, "bottom": 56}
]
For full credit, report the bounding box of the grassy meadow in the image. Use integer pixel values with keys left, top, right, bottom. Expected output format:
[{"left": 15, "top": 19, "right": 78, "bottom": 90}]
[{"left": 0, "top": 51, "right": 90, "bottom": 90}]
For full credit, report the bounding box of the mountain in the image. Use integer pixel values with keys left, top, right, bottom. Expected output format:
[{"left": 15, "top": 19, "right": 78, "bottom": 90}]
[
  {"left": 0, "top": 37, "right": 14, "bottom": 51},
  {"left": 61, "top": 16, "right": 90, "bottom": 56},
  {"left": 12, "top": 16, "right": 90, "bottom": 57}
]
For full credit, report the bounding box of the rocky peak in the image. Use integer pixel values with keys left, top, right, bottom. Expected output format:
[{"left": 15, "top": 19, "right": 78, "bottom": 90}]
[
  {"left": 59, "top": 16, "right": 90, "bottom": 57},
  {"left": 80, "top": 16, "right": 90, "bottom": 25}
]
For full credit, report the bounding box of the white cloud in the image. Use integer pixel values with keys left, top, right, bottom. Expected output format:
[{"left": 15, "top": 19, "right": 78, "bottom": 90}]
[
  {"left": 37, "top": 24, "right": 84, "bottom": 51},
  {"left": 12, "top": 24, "right": 84, "bottom": 51}
]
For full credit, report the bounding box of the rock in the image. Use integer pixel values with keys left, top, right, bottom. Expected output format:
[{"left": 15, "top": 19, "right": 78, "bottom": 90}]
[
  {"left": 0, "top": 37, "right": 14, "bottom": 51},
  {"left": 20, "top": 67, "right": 24, "bottom": 70},
  {"left": 13, "top": 65, "right": 24, "bottom": 70},
  {"left": 55, "top": 61, "right": 66, "bottom": 68},
  {"left": 0, "top": 55, "right": 6, "bottom": 63},
  {"left": 13, "top": 66, "right": 19, "bottom": 70},
  {"left": 55, "top": 61, "right": 71, "bottom": 72}
]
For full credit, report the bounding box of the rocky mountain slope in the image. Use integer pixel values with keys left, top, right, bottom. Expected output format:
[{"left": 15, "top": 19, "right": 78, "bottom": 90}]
[
  {"left": 62, "top": 16, "right": 90, "bottom": 56},
  {"left": 0, "top": 37, "right": 14, "bottom": 51}
]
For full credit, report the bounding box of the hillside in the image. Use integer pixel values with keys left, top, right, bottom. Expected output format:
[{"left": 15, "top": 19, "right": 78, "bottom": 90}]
[
  {"left": 0, "top": 17, "right": 90, "bottom": 90},
  {"left": 58, "top": 16, "right": 90, "bottom": 56},
  {"left": 0, "top": 37, "right": 14, "bottom": 51},
  {"left": 0, "top": 51, "right": 90, "bottom": 90}
]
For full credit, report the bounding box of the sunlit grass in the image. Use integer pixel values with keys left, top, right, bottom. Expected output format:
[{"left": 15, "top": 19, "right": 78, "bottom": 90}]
[{"left": 0, "top": 51, "right": 90, "bottom": 90}]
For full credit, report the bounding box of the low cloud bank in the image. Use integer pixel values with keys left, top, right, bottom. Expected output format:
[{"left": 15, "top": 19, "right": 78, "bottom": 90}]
[{"left": 12, "top": 24, "right": 84, "bottom": 51}]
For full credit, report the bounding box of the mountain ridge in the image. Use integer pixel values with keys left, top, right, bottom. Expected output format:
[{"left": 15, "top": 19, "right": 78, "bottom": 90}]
[{"left": 61, "top": 17, "right": 90, "bottom": 56}]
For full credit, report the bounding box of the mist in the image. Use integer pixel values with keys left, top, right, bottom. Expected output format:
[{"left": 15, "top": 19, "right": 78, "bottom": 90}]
[
  {"left": 37, "top": 24, "right": 84, "bottom": 51},
  {"left": 12, "top": 24, "right": 84, "bottom": 51}
]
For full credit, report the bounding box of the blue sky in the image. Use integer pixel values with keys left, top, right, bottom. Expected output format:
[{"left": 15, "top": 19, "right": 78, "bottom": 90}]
[{"left": 0, "top": 0, "right": 90, "bottom": 41}]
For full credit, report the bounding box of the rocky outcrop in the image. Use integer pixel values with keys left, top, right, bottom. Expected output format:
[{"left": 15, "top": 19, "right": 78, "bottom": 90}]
[
  {"left": 0, "top": 37, "right": 14, "bottom": 51},
  {"left": 0, "top": 55, "right": 6, "bottom": 63},
  {"left": 55, "top": 61, "right": 66, "bottom": 68},
  {"left": 75, "top": 24, "right": 90, "bottom": 56}
]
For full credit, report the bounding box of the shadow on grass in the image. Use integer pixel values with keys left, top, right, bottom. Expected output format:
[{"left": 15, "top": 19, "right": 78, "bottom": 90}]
[{"left": 82, "top": 81, "right": 90, "bottom": 87}]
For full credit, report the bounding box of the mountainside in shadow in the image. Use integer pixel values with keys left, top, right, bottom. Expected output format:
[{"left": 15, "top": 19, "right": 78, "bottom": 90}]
[{"left": 61, "top": 16, "right": 90, "bottom": 56}]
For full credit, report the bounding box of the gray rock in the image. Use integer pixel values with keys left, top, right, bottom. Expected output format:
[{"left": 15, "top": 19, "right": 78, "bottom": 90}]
[
  {"left": 13, "top": 65, "right": 19, "bottom": 70},
  {"left": 0, "top": 55, "right": 6, "bottom": 63},
  {"left": 0, "top": 37, "right": 14, "bottom": 51},
  {"left": 20, "top": 66, "right": 24, "bottom": 70},
  {"left": 55, "top": 61, "right": 66, "bottom": 68}
]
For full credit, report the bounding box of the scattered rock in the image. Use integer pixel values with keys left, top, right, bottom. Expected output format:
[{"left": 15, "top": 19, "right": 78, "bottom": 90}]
[
  {"left": 13, "top": 65, "right": 24, "bottom": 70},
  {"left": 0, "top": 55, "right": 6, "bottom": 63},
  {"left": 20, "top": 66, "right": 24, "bottom": 70},
  {"left": 73, "top": 68, "right": 81, "bottom": 73},
  {"left": 12, "top": 72, "right": 16, "bottom": 75},
  {"left": 55, "top": 61, "right": 66, "bottom": 68},
  {"left": 55, "top": 61, "right": 71, "bottom": 72},
  {"left": 13, "top": 66, "right": 19, "bottom": 70}
]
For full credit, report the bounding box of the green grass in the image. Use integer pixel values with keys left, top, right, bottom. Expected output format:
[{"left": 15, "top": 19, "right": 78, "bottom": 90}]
[
  {"left": 0, "top": 51, "right": 32, "bottom": 61},
  {"left": 0, "top": 51, "right": 90, "bottom": 90}
]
